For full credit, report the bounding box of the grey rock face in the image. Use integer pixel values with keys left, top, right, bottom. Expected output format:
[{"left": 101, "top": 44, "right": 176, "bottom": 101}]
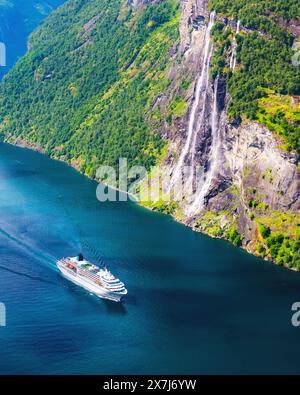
[{"left": 158, "top": 0, "right": 299, "bottom": 257}]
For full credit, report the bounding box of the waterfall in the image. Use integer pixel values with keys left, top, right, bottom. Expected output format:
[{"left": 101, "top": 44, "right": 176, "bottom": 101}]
[
  {"left": 230, "top": 20, "right": 240, "bottom": 71},
  {"left": 169, "top": 11, "right": 216, "bottom": 190},
  {"left": 190, "top": 42, "right": 214, "bottom": 170},
  {"left": 187, "top": 75, "right": 220, "bottom": 215}
]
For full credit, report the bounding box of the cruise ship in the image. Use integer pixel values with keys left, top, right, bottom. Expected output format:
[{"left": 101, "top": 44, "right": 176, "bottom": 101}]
[{"left": 57, "top": 255, "right": 128, "bottom": 302}]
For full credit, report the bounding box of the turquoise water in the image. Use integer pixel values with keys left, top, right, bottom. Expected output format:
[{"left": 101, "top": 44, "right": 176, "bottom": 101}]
[
  {"left": 1, "top": 142, "right": 300, "bottom": 374},
  {"left": 0, "top": 0, "right": 64, "bottom": 79}
]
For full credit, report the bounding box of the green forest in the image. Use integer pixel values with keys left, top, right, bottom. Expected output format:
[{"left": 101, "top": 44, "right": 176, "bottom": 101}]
[
  {"left": 209, "top": 0, "right": 300, "bottom": 153},
  {"left": 0, "top": 0, "right": 180, "bottom": 175}
]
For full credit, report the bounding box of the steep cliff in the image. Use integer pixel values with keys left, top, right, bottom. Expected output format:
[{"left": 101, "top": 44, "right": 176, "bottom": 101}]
[
  {"left": 0, "top": 0, "right": 299, "bottom": 268},
  {"left": 161, "top": 0, "right": 300, "bottom": 268}
]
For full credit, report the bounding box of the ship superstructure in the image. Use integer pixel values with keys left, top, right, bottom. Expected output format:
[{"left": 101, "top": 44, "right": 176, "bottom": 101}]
[{"left": 57, "top": 255, "right": 127, "bottom": 302}]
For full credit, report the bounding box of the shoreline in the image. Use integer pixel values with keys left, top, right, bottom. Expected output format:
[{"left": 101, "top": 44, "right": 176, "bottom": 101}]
[{"left": 1, "top": 137, "right": 288, "bottom": 272}]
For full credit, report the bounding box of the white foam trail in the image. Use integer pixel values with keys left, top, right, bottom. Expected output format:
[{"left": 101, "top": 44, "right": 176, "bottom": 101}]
[
  {"left": 230, "top": 20, "right": 240, "bottom": 70},
  {"left": 187, "top": 75, "right": 220, "bottom": 215},
  {"left": 169, "top": 11, "right": 216, "bottom": 189},
  {"left": 0, "top": 227, "right": 57, "bottom": 270}
]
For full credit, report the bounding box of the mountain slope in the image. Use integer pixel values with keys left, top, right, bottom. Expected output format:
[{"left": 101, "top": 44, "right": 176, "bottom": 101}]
[
  {"left": 0, "top": 0, "right": 180, "bottom": 171},
  {"left": 0, "top": 0, "right": 299, "bottom": 269},
  {"left": 210, "top": 0, "right": 300, "bottom": 153}
]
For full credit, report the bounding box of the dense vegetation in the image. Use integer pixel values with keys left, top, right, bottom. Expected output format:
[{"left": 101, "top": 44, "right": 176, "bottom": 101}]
[
  {"left": 244, "top": 181, "right": 300, "bottom": 269},
  {"left": 209, "top": 0, "right": 300, "bottom": 153},
  {"left": 0, "top": 0, "right": 180, "bottom": 175},
  {"left": 195, "top": 211, "right": 243, "bottom": 248},
  {"left": 210, "top": 0, "right": 300, "bottom": 23},
  {"left": 258, "top": 222, "right": 300, "bottom": 268}
]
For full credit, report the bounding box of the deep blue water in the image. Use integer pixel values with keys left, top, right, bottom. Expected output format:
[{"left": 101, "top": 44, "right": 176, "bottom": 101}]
[
  {"left": 1, "top": 0, "right": 300, "bottom": 375},
  {"left": 0, "top": 0, "right": 64, "bottom": 79},
  {"left": 1, "top": 142, "right": 300, "bottom": 374}
]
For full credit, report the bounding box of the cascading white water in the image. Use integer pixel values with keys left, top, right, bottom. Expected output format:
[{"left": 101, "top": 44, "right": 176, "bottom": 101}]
[
  {"left": 190, "top": 42, "right": 214, "bottom": 170},
  {"left": 230, "top": 20, "right": 240, "bottom": 71},
  {"left": 169, "top": 11, "right": 216, "bottom": 189},
  {"left": 187, "top": 75, "right": 220, "bottom": 215}
]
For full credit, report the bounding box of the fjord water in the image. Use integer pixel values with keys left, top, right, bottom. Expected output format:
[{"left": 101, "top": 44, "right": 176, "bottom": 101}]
[
  {"left": 1, "top": 143, "right": 300, "bottom": 374},
  {"left": 0, "top": 0, "right": 64, "bottom": 79}
]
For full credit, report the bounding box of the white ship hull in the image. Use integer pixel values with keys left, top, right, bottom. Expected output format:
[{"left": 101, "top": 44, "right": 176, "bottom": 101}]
[{"left": 58, "top": 265, "right": 125, "bottom": 302}]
